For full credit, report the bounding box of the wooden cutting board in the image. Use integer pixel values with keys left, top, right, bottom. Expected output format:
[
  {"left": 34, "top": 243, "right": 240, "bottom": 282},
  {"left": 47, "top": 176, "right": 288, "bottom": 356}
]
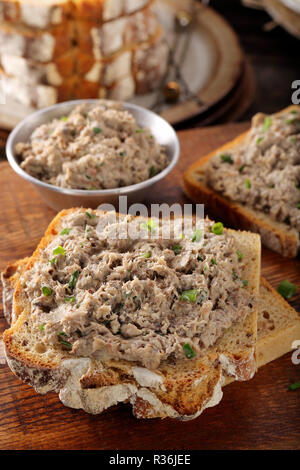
[{"left": 0, "top": 123, "right": 299, "bottom": 450}]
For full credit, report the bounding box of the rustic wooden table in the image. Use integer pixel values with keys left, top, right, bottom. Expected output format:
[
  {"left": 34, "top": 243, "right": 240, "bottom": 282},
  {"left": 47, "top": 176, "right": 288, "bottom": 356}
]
[{"left": 0, "top": 123, "right": 299, "bottom": 450}]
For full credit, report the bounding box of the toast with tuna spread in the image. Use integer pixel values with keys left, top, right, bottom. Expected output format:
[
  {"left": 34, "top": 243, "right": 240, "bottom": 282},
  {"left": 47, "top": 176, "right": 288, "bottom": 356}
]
[
  {"left": 2, "top": 208, "right": 261, "bottom": 419},
  {"left": 3, "top": 259, "right": 299, "bottom": 393},
  {"left": 183, "top": 105, "right": 300, "bottom": 258}
]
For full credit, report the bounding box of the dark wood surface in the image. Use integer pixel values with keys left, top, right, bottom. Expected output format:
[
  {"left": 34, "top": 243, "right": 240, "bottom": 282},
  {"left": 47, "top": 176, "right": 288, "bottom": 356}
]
[{"left": 0, "top": 123, "right": 299, "bottom": 450}]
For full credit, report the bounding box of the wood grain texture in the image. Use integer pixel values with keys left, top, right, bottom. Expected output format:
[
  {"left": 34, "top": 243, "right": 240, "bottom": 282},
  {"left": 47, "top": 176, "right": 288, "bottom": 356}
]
[{"left": 0, "top": 123, "right": 299, "bottom": 450}]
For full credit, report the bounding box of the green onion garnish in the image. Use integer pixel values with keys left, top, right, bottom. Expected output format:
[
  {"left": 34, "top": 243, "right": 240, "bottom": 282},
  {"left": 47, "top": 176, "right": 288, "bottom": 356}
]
[
  {"left": 136, "top": 129, "right": 144, "bottom": 133},
  {"left": 242, "top": 280, "right": 248, "bottom": 287},
  {"left": 277, "top": 280, "right": 297, "bottom": 299},
  {"left": 232, "top": 270, "right": 239, "bottom": 281},
  {"left": 211, "top": 258, "right": 217, "bottom": 265},
  {"left": 61, "top": 116, "right": 68, "bottom": 122},
  {"left": 180, "top": 289, "right": 199, "bottom": 303},
  {"left": 65, "top": 296, "right": 76, "bottom": 303},
  {"left": 263, "top": 116, "right": 271, "bottom": 132},
  {"left": 191, "top": 229, "right": 203, "bottom": 242},
  {"left": 85, "top": 211, "right": 96, "bottom": 219},
  {"left": 39, "top": 324, "right": 45, "bottom": 331},
  {"left": 245, "top": 179, "right": 251, "bottom": 189},
  {"left": 256, "top": 137, "right": 263, "bottom": 144},
  {"left": 60, "top": 228, "right": 71, "bottom": 235},
  {"left": 119, "top": 151, "right": 126, "bottom": 157},
  {"left": 53, "top": 246, "right": 66, "bottom": 256},
  {"left": 42, "top": 286, "right": 52, "bottom": 297},
  {"left": 140, "top": 219, "right": 158, "bottom": 233},
  {"left": 239, "top": 165, "right": 245, "bottom": 173},
  {"left": 288, "top": 382, "right": 300, "bottom": 391},
  {"left": 211, "top": 222, "right": 224, "bottom": 235},
  {"left": 149, "top": 166, "right": 156, "bottom": 178},
  {"left": 237, "top": 250, "right": 243, "bottom": 261},
  {"left": 69, "top": 270, "right": 80, "bottom": 290},
  {"left": 220, "top": 154, "right": 233, "bottom": 164},
  {"left": 143, "top": 252, "right": 152, "bottom": 258},
  {"left": 93, "top": 127, "right": 102, "bottom": 134},
  {"left": 173, "top": 245, "right": 182, "bottom": 255},
  {"left": 183, "top": 343, "right": 196, "bottom": 359}
]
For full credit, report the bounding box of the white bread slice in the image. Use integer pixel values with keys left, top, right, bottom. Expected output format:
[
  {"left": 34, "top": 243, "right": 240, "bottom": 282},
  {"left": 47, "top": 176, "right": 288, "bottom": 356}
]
[
  {"left": 0, "top": 20, "right": 74, "bottom": 62},
  {"left": 183, "top": 105, "right": 300, "bottom": 258},
  {"left": 0, "top": 0, "right": 71, "bottom": 29},
  {"left": 0, "top": 49, "right": 77, "bottom": 86},
  {"left": 73, "top": 0, "right": 152, "bottom": 23},
  {"left": 76, "top": 6, "right": 159, "bottom": 58},
  {"left": 0, "top": 69, "right": 77, "bottom": 107},
  {"left": 2, "top": 208, "right": 260, "bottom": 419}
]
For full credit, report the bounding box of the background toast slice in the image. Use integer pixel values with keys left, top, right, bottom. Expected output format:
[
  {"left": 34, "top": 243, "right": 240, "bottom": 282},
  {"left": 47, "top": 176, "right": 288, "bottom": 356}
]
[
  {"left": 183, "top": 105, "right": 300, "bottom": 258},
  {"left": 1, "top": 208, "right": 260, "bottom": 419}
]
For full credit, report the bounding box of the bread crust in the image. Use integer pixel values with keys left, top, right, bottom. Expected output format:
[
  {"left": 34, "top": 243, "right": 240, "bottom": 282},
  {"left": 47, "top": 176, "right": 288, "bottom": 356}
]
[
  {"left": 183, "top": 105, "right": 300, "bottom": 258},
  {"left": 2, "top": 208, "right": 260, "bottom": 419}
]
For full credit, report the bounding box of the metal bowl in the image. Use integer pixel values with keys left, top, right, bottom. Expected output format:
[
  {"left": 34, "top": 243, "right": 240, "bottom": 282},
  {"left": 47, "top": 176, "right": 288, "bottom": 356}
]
[{"left": 6, "top": 100, "right": 180, "bottom": 212}]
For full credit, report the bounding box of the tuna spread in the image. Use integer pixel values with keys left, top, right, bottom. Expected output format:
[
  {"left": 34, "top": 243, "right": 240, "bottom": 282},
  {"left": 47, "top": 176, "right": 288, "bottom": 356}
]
[
  {"left": 206, "top": 109, "right": 300, "bottom": 243},
  {"left": 19, "top": 209, "right": 253, "bottom": 369},
  {"left": 15, "top": 101, "right": 168, "bottom": 190}
]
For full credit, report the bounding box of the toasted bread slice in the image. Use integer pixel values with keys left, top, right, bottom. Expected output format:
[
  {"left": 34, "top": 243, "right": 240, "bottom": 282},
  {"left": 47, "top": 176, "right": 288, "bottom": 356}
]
[
  {"left": 2, "top": 208, "right": 260, "bottom": 419},
  {"left": 3, "top": 259, "right": 299, "bottom": 397},
  {"left": 183, "top": 105, "right": 300, "bottom": 258}
]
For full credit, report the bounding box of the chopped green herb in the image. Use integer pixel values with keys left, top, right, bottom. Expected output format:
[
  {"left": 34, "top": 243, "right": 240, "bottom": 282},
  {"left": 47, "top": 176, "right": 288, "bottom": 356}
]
[
  {"left": 58, "top": 337, "right": 72, "bottom": 349},
  {"left": 183, "top": 343, "right": 196, "bottom": 359},
  {"left": 236, "top": 250, "right": 243, "bottom": 261},
  {"left": 191, "top": 229, "right": 203, "bottom": 242},
  {"left": 119, "top": 151, "right": 126, "bottom": 157},
  {"left": 42, "top": 286, "right": 52, "bottom": 297},
  {"left": 211, "top": 258, "right": 217, "bottom": 265},
  {"left": 58, "top": 331, "right": 68, "bottom": 337},
  {"left": 269, "top": 184, "right": 275, "bottom": 188},
  {"left": 60, "top": 228, "right": 71, "bottom": 235},
  {"left": 291, "top": 110, "right": 298, "bottom": 114},
  {"left": 256, "top": 137, "right": 264, "bottom": 144},
  {"left": 136, "top": 129, "right": 144, "bottom": 133},
  {"left": 286, "top": 118, "right": 300, "bottom": 125},
  {"left": 140, "top": 219, "right": 157, "bottom": 233},
  {"left": 93, "top": 127, "right": 102, "bottom": 134},
  {"left": 149, "top": 166, "right": 156, "bottom": 178},
  {"left": 277, "top": 280, "right": 297, "bottom": 299},
  {"left": 65, "top": 296, "right": 76, "bottom": 303},
  {"left": 85, "top": 175, "right": 91, "bottom": 180},
  {"left": 143, "top": 251, "right": 152, "bottom": 258},
  {"left": 50, "top": 257, "right": 56, "bottom": 265},
  {"left": 39, "top": 324, "right": 45, "bottom": 331},
  {"left": 180, "top": 289, "right": 199, "bottom": 303},
  {"left": 197, "top": 255, "right": 203, "bottom": 262},
  {"left": 239, "top": 165, "right": 246, "bottom": 173},
  {"left": 85, "top": 211, "right": 96, "bottom": 219},
  {"left": 245, "top": 179, "right": 251, "bottom": 189},
  {"left": 203, "top": 266, "right": 207, "bottom": 272},
  {"left": 242, "top": 280, "right": 248, "bottom": 287},
  {"left": 232, "top": 270, "right": 239, "bottom": 281},
  {"left": 53, "top": 245, "right": 66, "bottom": 256},
  {"left": 211, "top": 222, "right": 224, "bottom": 235},
  {"left": 288, "top": 382, "right": 300, "bottom": 391},
  {"left": 173, "top": 245, "right": 182, "bottom": 255},
  {"left": 69, "top": 270, "right": 80, "bottom": 290},
  {"left": 220, "top": 154, "right": 233, "bottom": 164},
  {"left": 61, "top": 116, "right": 68, "bottom": 122},
  {"left": 263, "top": 116, "right": 271, "bottom": 132}
]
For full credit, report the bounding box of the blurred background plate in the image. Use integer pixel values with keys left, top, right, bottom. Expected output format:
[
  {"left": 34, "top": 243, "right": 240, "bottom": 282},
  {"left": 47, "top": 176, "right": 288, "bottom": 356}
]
[{"left": 132, "top": 0, "right": 246, "bottom": 124}]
